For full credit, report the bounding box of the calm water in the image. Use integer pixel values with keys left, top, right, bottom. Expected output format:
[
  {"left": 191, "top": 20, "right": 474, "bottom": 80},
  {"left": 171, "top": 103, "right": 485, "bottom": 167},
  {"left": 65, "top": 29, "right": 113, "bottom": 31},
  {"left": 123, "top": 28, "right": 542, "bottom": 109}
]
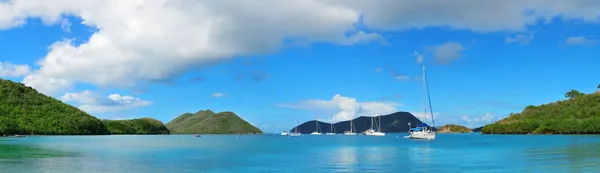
[{"left": 1, "top": 133, "right": 600, "bottom": 173}]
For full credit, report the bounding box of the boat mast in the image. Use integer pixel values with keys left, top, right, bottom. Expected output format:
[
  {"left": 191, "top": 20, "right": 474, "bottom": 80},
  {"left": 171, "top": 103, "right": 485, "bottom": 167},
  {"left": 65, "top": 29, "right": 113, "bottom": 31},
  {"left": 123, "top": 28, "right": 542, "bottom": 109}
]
[
  {"left": 423, "top": 65, "right": 436, "bottom": 129},
  {"left": 378, "top": 113, "right": 381, "bottom": 132}
]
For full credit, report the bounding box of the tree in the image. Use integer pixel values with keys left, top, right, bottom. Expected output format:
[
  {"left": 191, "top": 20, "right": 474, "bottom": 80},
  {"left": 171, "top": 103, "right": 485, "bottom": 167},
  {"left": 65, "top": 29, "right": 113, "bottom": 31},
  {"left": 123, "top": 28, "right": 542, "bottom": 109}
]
[
  {"left": 597, "top": 84, "right": 600, "bottom": 91},
  {"left": 565, "top": 89, "right": 584, "bottom": 99}
]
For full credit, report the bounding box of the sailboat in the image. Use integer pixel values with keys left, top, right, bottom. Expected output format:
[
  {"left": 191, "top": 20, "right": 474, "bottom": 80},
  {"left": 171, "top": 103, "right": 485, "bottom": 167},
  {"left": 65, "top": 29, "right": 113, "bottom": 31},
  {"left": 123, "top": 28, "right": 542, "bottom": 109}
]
[
  {"left": 343, "top": 115, "right": 357, "bottom": 135},
  {"left": 326, "top": 121, "right": 336, "bottom": 135},
  {"left": 289, "top": 118, "right": 301, "bottom": 137},
  {"left": 344, "top": 105, "right": 361, "bottom": 135},
  {"left": 310, "top": 120, "right": 323, "bottom": 135},
  {"left": 365, "top": 114, "right": 385, "bottom": 136},
  {"left": 408, "top": 65, "right": 436, "bottom": 140}
]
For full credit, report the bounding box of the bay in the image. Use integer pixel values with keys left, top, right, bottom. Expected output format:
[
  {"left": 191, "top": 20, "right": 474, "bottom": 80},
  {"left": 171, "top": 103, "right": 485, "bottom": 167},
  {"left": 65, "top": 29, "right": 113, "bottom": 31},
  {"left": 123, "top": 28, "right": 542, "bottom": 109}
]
[{"left": 1, "top": 134, "right": 600, "bottom": 173}]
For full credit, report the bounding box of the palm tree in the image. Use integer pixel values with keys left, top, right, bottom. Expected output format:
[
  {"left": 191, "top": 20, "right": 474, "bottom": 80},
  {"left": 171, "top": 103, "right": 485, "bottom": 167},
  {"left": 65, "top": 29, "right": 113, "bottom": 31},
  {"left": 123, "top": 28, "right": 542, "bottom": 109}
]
[{"left": 597, "top": 84, "right": 600, "bottom": 91}]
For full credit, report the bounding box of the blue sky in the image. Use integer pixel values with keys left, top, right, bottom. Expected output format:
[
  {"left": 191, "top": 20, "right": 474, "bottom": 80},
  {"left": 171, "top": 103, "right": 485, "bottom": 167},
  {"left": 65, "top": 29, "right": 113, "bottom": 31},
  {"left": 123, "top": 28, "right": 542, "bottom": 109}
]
[{"left": 1, "top": 1, "right": 600, "bottom": 132}]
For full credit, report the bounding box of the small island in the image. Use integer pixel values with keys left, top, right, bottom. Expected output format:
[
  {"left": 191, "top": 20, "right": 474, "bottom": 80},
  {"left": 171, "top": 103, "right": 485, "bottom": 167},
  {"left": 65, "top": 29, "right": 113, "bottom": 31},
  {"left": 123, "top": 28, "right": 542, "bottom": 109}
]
[
  {"left": 102, "top": 118, "right": 169, "bottom": 135},
  {"left": 166, "top": 110, "right": 262, "bottom": 134},
  {"left": 0, "top": 79, "right": 169, "bottom": 136},
  {"left": 482, "top": 85, "right": 600, "bottom": 134},
  {"left": 437, "top": 124, "right": 472, "bottom": 133}
]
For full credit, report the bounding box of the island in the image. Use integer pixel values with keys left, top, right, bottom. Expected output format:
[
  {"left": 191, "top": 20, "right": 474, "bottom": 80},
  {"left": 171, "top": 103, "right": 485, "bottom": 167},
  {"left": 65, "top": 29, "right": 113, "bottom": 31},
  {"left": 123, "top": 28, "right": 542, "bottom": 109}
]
[
  {"left": 0, "top": 79, "right": 169, "bottom": 136},
  {"left": 482, "top": 86, "right": 600, "bottom": 134},
  {"left": 437, "top": 124, "right": 472, "bottom": 133},
  {"left": 166, "top": 110, "right": 262, "bottom": 134},
  {"left": 102, "top": 118, "right": 169, "bottom": 135},
  {"left": 471, "top": 126, "right": 483, "bottom": 132},
  {"left": 290, "top": 111, "right": 430, "bottom": 133}
]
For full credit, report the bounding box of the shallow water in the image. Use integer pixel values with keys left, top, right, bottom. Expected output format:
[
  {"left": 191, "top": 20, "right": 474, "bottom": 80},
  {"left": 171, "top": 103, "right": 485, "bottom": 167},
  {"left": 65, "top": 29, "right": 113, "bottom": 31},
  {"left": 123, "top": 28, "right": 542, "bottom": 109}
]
[{"left": 1, "top": 133, "right": 600, "bottom": 173}]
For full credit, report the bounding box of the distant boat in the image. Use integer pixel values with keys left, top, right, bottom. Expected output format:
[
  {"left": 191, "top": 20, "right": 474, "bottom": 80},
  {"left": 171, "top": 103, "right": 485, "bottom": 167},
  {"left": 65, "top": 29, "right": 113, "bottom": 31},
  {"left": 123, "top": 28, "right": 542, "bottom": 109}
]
[
  {"left": 408, "top": 65, "right": 436, "bottom": 140},
  {"left": 326, "top": 121, "right": 336, "bottom": 135},
  {"left": 344, "top": 106, "right": 360, "bottom": 136},
  {"left": 365, "top": 115, "right": 385, "bottom": 136},
  {"left": 310, "top": 120, "right": 323, "bottom": 135},
  {"left": 195, "top": 134, "right": 201, "bottom": 137},
  {"left": 289, "top": 117, "right": 301, "bottom": 137},
  {"left": 343, "top": 119, "right": 357, "bottom": 135},
  {"left": 281, "top": 131, "right": 289, "bottom": 136}
]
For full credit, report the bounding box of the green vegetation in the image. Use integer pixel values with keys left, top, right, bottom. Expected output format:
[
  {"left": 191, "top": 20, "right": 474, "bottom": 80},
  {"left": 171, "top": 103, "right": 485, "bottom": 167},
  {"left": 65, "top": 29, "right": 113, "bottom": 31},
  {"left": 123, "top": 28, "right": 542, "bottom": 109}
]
[
  {"left": 482, "top": 86, "right": 600, "bottom": 134},
  {"left": 0, "top": 79, "right": 106, "bottom": 135},
  {"left": 0, "top": 79, "right": 169, "bottom": 136},
  {"left": 102, "top": 118, "right": 169, "bottom": 134},
  {"left": 437, "top": 124, "right": 472, "bottom": 133},
  {"left": 166, "top": 110, "right": 262, "bottom": 134}
]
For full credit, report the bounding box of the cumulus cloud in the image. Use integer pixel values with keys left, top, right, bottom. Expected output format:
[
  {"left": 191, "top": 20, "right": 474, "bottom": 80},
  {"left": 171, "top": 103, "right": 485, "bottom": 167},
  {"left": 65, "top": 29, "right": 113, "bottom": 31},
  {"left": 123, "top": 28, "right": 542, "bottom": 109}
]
[
  {"left": 279, "top": 94, "right": 399, "bottom": 122},
  {"left": 61, "top": 90, "right": 151, "bottom": 114},
  {"left": 0, "top": 61, "right": 30, "bottom": 77},
  {"left": 565, "top": 36, "right": 598, "bottom": 46},
  {"left": 0, "top": 0, "right": 599, "bottom": 93},
  {"left": 431, "top": 42, "right": 464, "bottom": 64},
  {"left": 505, "top": 34, "right": 534, "bottom": 45},
  {"left": 211, "top": 92, "right": 225, "bottom": 98},
  {"left": 461, "top": 112, "right": 495, "bottom": 127},
  {"left": 414, "top": 51, "right": 424, "bottom": 64}
]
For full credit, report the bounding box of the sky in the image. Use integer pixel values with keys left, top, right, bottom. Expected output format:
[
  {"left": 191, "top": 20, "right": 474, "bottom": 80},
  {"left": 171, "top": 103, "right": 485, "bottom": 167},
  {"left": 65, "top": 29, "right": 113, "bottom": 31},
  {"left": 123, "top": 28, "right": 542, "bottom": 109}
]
[{"left": 1, "top": 0, "right": 600, "bottom": 132}]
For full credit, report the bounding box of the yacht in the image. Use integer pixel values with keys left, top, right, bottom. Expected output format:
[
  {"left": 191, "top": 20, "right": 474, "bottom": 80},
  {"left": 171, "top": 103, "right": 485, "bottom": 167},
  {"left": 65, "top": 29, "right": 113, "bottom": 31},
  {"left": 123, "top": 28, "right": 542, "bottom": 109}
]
[
  {"left": 365, "top": 115, "right": 385, "bottom": 136},
  {"left": 407, "top": 65, "right": 436, "bottom": 140},
  {"left": 310, "top": 120, "right": 323, "bottom": 135},
  {"left": 281, "top": 131, "right": 289, "bottom": 136},
  {"left": 326, "top": 122, "right": 336, "bottom": 135},
  {"left": 289, "top": 118, "right": 301, "bottom": 137},
  {"left": 343, "top": 119, "right": 357, "bottom": 135}
]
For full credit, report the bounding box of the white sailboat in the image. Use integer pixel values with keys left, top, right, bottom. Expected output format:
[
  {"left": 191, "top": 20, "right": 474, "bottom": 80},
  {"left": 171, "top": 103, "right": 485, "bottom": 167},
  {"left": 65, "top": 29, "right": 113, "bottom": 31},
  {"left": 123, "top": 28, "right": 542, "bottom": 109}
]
[
  {"left": 310, "top": 120, "right": 323, "bottom": 135},
  {"left": 289, "top": 118, "right": 301, "bottom": 137},
  {"left": 408, "top": 65, "right": 436, "bottom": 140},
  {"left": 365, "top": 114, "right": 385, "bottom": 136},
  {"left": 326, "top": 121, "right": 336, "bottom": 135},
  {"left": 343, "top": 119, "right": 357, "bottom": 135}
]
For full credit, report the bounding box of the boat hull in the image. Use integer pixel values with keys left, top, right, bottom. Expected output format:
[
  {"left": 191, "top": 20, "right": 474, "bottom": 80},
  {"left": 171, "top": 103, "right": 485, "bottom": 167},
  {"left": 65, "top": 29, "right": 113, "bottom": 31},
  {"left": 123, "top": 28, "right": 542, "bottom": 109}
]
[
  {"left": 343, "top": 132, "right": 357, "bottom": 135},
  {"left": 310, "top": 132, "right": 322, "bottom": 135},
  {"left": 409, "top": 132, "right": 436, "bottom": 140}
]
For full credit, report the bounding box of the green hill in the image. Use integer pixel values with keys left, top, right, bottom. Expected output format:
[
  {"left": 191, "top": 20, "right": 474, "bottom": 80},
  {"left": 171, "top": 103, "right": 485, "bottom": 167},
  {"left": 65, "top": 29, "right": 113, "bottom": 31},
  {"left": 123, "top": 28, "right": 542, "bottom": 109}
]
[
  {"left": 0, "top": 79, "right": 106, "bottom": 135},
  {"left": 482, "top": 87, "right": 600, "bottom": 134},
  {"left": 437, "top": 124, "right": 472, "bottom": 133},
  {"left": 166, "top": 110, "right": 262, "bottom": 134},
  {"left": 102, "top": 118, "right": 169, "bottom": 134}
]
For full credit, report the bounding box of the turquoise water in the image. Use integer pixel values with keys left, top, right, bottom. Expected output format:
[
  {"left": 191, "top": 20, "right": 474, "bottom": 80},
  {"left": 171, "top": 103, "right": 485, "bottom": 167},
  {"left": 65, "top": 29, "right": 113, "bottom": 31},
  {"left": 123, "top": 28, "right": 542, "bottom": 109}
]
[{"left": 1, "top": 133, "right": 600, "bottom": 173}]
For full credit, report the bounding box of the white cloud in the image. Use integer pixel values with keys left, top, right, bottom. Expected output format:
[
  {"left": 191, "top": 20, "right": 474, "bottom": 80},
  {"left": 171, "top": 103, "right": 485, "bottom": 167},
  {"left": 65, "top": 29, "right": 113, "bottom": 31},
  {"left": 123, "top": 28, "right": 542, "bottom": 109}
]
[
  {"left": 394, "top": 75, "right": 411, "bottom": 80},
  {"left": 22, "top": 73, "right": 72, "bottom": 95},
  {"left": 414, "top": 51, "right": 424, "bottom": 64},
  {"left": 431, "top": 42, "right": 464, "bottom": 64},
  {"left": 461, "top": 112, "right": 495, "bottom": 127},
  {"left": 0, "top": 61, "right": 30, "bottom": 77},
  {"left": 505, "top": 34, "right": 534, "bottom": 45},
  {"left": 279, "top": 94, "right": 399, "bottom": 122},
  {"left": 565, "top": 36, "right": 598, "bottom": 46},
  {"left": 61, "top": 90, "right": 151, "bottom": 114},
  {"left": 0, "top": 1, "right": 599, "bottom": 93},
  {"left": 60, "top": 18, "right": 71, "bottom": 33},
  {"left": 211, "top": 92, "right": 225, "bottom": 98}
]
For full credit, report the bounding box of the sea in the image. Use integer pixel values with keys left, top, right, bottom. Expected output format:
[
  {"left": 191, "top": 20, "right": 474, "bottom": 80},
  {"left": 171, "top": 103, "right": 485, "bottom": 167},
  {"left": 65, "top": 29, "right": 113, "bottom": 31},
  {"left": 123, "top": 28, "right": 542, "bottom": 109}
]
[{"left": 1, "top": 133, "right": 600, "bottom": 173}]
